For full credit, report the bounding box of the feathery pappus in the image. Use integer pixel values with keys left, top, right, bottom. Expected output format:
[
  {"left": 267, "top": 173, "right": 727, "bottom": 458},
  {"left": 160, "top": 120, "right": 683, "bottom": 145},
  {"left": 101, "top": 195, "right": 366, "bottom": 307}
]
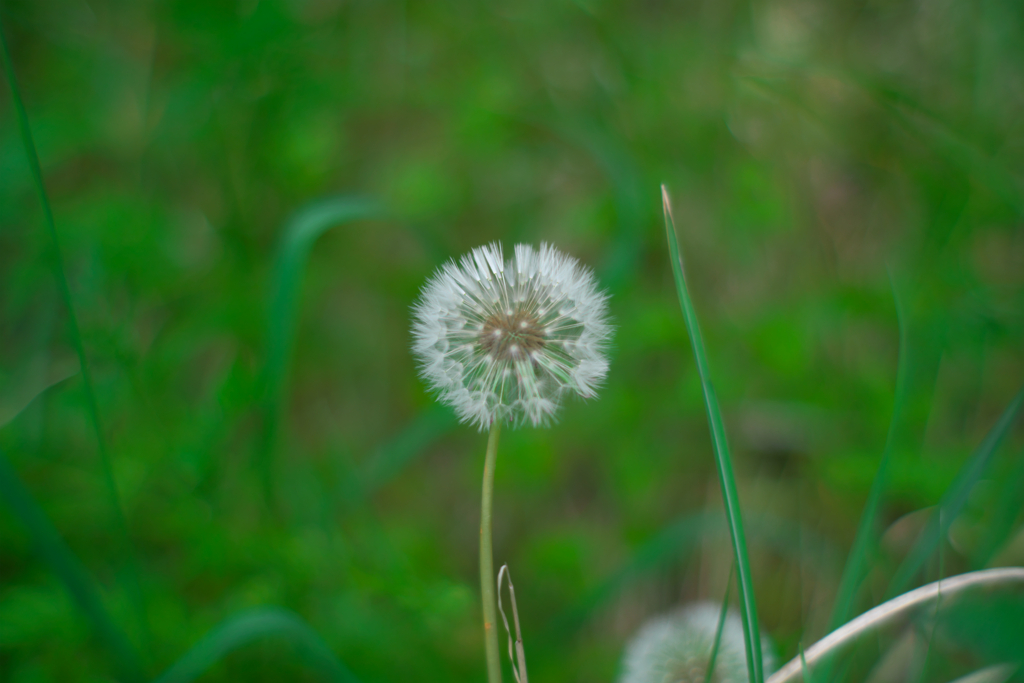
[{"left": 411, "top": 242, "right": 611, "bottom": 429}]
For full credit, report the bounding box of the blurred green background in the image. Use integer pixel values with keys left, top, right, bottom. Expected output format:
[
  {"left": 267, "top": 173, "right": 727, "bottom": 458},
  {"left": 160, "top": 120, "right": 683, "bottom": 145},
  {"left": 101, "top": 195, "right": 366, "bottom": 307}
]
[{"left": 2, "top": 0, "right": 1023, "bottom": 681}]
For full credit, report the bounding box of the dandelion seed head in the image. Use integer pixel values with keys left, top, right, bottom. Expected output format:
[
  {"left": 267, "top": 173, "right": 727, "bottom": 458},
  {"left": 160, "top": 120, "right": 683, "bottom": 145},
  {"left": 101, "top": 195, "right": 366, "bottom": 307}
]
[
  {"left": 618, "top": 602, "right": 776, "bottom": 683},
  {"left": 411, "top": 242, "right": 612, "bottom": 430}
]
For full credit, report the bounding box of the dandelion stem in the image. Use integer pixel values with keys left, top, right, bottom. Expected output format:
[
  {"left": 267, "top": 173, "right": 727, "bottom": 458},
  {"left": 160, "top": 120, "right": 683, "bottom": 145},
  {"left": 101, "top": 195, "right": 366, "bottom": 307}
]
[{"left": 481, "top": 421, "right": 503, "bottom": 683}]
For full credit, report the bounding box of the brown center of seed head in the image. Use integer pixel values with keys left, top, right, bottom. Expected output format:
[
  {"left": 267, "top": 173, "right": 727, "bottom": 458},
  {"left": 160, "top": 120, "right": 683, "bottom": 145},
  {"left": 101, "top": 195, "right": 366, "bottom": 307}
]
[{"left": 478, "top": 307, "right": 547, "bottom": 361}]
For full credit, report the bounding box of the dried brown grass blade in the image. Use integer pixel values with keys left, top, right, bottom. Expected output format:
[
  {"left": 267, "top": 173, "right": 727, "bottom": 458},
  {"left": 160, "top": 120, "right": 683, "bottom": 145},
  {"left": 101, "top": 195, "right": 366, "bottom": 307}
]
[{"left": 497, "top": 564, "right": 529, "bottom": 683}]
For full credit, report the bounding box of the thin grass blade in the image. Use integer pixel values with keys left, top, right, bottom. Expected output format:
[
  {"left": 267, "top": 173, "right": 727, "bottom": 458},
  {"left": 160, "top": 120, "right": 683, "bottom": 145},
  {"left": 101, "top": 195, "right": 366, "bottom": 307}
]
[
  {"left": 153, "top": 607, "right": 362, "bottom": 683},
  {"left": 887, "top": 384, "right": 1024, "bottom": 598},
  {"left": 0, "top": 448, "right": 146, "bottom": 683},
  {"left": 798, "top": 643, "right": 815, "bottom": 683},
  {"left": 0, "top": 18, "right": 149, "bottom": 657},
  {"left": 826, "top": 274, "right": 909, "bottom": 633},
  {"left": 358, "top": 404, "right": 456, "bottom": 498},
  {"left": 704, "top": 562, "right": 735, "bottom": 683},
  {"left": 661, "top": 184, "right": 763, "bottom": 683},
  {"left": 257, "top": 195, "right": 381, "bottom": 501}
]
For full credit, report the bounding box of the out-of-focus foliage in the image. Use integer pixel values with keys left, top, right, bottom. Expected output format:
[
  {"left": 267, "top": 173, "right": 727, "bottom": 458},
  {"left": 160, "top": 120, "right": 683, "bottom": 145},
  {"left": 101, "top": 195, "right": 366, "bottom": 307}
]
[{"left": 1, "top": 0, "right": 1022, "bottom": 681}]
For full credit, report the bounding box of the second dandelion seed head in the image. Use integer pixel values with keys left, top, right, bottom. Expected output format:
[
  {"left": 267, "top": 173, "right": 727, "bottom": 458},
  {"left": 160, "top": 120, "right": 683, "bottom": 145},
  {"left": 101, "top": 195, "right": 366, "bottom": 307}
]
[
  {"left": 412, "top": 242, "right": 611, "bottom": 430},
  {"left": 619, "top": 603, "right": 776, "bottom": 683}
]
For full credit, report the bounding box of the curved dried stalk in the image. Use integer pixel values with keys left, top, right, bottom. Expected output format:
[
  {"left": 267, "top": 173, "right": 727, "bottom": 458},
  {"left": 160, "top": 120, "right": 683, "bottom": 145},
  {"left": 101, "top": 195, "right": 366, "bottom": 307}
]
[
  {"left": 497, "top": 564, "right": 529, "bottom": 683},
  {"left": 769, "top": 568, "right": 1024, "bottom": 683}
]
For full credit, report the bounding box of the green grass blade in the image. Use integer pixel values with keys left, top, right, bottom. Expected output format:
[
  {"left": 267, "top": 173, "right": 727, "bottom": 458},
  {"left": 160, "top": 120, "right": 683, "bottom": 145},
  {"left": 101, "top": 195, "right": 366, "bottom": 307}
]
[
  {"left": 153, "top": 607, "right": 362, "bottom": 683},
  {"left": 358, "top": 404, "right": 456, "bottom": 498},
  {"left": 0, "top": 448, "right": 146, "bottom": 683},
  {"left": 826, "top": 275, "right": 909, "bottom": 633},
  {"left": 661, "top": 185, "right": 763, "bottom": 683},
  {"left": 798, "top": 643, "right": 815, "bottom": 683},
  {"left": 704, "top": 561, "right": 735, "bottom": 683},
  {"left": 887, "top": 384, "right": 1024, "bottom": 598},
  {"left": 0, "top": 17, "right": 149, "bottom": 658},
  {"left": 258, "top": 195, "right": 381, "bottom": 502}
]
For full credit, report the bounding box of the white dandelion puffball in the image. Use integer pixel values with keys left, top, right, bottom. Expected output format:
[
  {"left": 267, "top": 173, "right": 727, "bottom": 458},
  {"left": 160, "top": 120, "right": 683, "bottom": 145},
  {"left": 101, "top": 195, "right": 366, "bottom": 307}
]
[
  {"left": 618, "top": 602, "right": 776, "bottom": 683},
  {"left": 411, "top": 242, "right": 611, "bottom": 430}
]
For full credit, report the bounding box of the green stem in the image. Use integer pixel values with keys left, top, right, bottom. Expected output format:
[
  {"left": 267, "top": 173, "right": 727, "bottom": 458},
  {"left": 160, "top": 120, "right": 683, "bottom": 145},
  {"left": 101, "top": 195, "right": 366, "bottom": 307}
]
[{"left": 480, "top": 422, "right": 503, "bottom": 683}]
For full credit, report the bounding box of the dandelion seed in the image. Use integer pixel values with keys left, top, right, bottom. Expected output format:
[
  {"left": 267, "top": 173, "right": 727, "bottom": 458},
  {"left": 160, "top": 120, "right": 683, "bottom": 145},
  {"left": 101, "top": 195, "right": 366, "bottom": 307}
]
[
  {"left": 618, "top": 602, "right": 776, "bottom": 683},
  {"left": 412, "top": 242, "right": 611, "bottom": 429}
]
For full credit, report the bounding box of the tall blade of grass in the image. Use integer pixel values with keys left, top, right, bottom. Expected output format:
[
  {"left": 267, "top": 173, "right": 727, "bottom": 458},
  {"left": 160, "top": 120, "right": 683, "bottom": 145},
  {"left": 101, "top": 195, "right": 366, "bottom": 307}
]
[
  {"left": 258, "top": 196, "right": 381, "bottom": 503},
  {"left": 826, "top": 275, "right": 909, "bottom": 633},
  {"left": 153, "top": 607, "right": 362, "bottom": 683},
  {"left": 0, "top": 448, "right": 145, "bottom": 683},
  {"left": 661, "top": 185, "right": 763, "bottom": 683},
  {"left": 0, "top": 19, "right": 149, "bottom": 659},
  {"left": 887, "top": 384, "right": 1024, "bottom": 598}
]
